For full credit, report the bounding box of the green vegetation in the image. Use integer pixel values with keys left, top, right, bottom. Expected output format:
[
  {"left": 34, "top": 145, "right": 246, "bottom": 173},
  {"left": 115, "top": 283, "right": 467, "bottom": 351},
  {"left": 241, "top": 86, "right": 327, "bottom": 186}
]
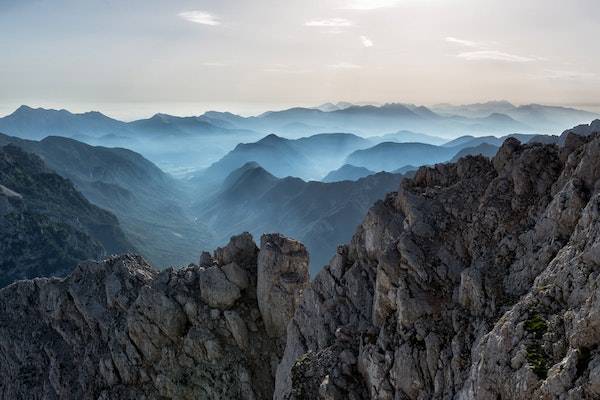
[
  {"left": 526, "top": 344, "right": 549, "bottom": 379},
  {"left": 524, "top": 313, "right": 549, "bottom": 379},
  {"left": 524, "top": 314, "right": 548, "bottom": 338}
]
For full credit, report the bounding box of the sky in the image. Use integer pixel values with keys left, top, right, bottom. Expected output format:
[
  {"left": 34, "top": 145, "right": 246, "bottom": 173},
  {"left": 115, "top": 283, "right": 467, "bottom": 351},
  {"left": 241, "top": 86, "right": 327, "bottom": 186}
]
[{"left": 1, "top": 0, "right": 599, "bottom": 119}]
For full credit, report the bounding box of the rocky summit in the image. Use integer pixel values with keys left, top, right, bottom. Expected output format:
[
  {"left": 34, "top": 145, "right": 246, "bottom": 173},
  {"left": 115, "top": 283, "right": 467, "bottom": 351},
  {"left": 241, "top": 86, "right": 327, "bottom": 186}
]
[{"left": 2, "top": 133, "right": 600, "bottom": 399}]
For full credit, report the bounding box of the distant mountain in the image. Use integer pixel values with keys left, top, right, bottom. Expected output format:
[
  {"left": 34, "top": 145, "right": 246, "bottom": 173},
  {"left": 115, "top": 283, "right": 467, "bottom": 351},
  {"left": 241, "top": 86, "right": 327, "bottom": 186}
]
[
  {"left": 442, "top": 133, "right": 543, "bottom": 148},
  {"left": 392, "top": 165, "right": 419, "bottom": 175},
  {"left": 0, "top": 133, "right": 212, "bottom": 267},
  {"left": 432, "top": 100, "right": 518, "bottom": 118},
  {"left": 315, "top": 102, "right": 354, "bottom": 112},
  {"left": 0, "top": 106, "right": 258, "bottom": 141},
  {"left": 201, "top": 103, "right": 543, "bottom": 138},
  {"left": 202, "top": 134, "right": 314, "bottom": 181},
  {"left": 368, "top": 130, "right": 447, "bottom": 145},
  {"left": 0, "top": 105, "right": 132, "bottom": 140},
  {"left": 432, "top": 101, "right": 599, "bottom": 132},
  {"left": 451, "top": 143, "right": 499, "bottom": 162},
  {"left": 128, "top": 113, "right": 257, "bottom": 138},
  {"left": 346, "top": 142, "right": 460, "bottom": 172},
  {"left": 201, "top": 132, "right": 372, "bottom": 181},
  {"left": 322, "top": 164, "right": 375, "bottom": 182},
  {"left": 471, "top": 112, "right": 530, "bottom": 131},
  {"left": 0, "top": 145, "right": 133, "bottom": 287},
  {"left": 194, "top": 163, "right": 406, "bottom": 273},
  {"left": 0, "top": 106, "right": 264, "bottom": 175}
]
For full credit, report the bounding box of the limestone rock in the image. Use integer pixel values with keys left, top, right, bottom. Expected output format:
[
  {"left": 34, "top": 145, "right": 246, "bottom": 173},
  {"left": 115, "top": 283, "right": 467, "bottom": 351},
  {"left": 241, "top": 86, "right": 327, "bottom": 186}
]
[
  {"left": 276, "top": 135, "right": 600, "bottom": 399},
  {"left": 199, "top": 266, "right": 241, "bottom": 309},
  {"left": 257, "top": 233, "right": 310, "bottom": 338}
]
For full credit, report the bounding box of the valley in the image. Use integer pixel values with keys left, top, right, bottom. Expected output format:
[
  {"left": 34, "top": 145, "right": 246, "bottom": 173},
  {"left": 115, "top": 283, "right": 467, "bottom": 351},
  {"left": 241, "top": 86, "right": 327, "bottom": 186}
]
[{"left": 0, "top": 103, "right": 598, "bottom": 283}]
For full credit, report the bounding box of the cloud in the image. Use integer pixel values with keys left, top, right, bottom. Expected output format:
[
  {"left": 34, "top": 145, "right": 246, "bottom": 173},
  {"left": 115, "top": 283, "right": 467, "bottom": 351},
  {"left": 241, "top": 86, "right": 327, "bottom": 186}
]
[
  {"left": 328, "top": 62, "right": 362, "bottom": 69},
  {"left": 360, "top": 35, "right": 374, "bottom": 47},
  {"left": 305, "top": 18, "right": 354, "bottom": 27},
  {"left": 456, "top": 50, "right": 536, "bottom": 63},
  {"left": 264, "top": 68, "right": 311, "bottom": 74},
  {"left": 445, "top": 37, "right": 479, "bottom": 48},
  {"left": 540, "top": 69, "right": 597, "bottom": 80},
  {"left": 341, "top": 0, "right": 402, "bottom": 10},
  {"left": 178, "top": 10, "right": 220, "bottom": 26},
  {"left": 202, "top": 62, "right": 226, "bottom": 67},
  {"left": 263, "top": 64, "right": 312, "bottom": 74}
]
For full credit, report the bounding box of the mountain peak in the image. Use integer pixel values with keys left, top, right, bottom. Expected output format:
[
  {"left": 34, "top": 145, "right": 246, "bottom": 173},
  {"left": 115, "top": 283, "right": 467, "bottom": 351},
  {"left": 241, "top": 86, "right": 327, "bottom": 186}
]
[
  {"left": 258, "top": 133, "right": 286, "bottom": 144},
  {"left": 14, "top": 105, "right": 34, "bottom": 113}
]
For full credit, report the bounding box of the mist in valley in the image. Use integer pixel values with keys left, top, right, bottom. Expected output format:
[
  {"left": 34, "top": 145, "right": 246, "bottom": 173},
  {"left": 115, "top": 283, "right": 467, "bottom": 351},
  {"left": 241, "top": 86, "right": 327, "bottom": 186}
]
[{"left": 0, "top": 101, "right": 598, "bottom": 275}]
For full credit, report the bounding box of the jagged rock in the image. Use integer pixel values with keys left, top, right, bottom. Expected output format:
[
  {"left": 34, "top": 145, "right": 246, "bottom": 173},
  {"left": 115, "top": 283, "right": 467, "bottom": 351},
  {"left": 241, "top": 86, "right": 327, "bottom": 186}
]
[
  {"left": 275, "top": 134, "right": 600, "bottom": 399},
  {"left": 257, "top": 233, "right": 310, "bottom": 338},
  {"left": 0, "top": 233, "right": 300, "bottom": 399},
  {"left": 222, "top": 261, "right": 250, "bottom": 290},
  {"left": 199, "top": 265, "right": 241, "bottom": 309},
  {"left": 214, "top": 232, "right": 258, "bottom": 266},
  {"left": 199, "top": 251, "right": 213, "bottom": 267},
  {"left": 225, "top": 309, "right": 250, "bottom": 350}
]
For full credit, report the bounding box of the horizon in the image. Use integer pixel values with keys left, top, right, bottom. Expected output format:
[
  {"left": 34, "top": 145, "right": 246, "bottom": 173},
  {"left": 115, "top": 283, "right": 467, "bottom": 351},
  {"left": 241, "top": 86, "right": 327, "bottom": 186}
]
[
  {"left": 1, "top": 0, "right": 599, "bottom": 120},
  {"left": 2, "top": 99, "right": 600, "bottom": 122}
]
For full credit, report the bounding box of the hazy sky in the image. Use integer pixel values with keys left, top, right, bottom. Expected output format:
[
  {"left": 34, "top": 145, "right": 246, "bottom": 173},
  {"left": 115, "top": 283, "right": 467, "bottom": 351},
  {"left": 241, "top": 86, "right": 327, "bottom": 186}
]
[{"left": 1, "top": 0, "right": 599, "bottom": 119}]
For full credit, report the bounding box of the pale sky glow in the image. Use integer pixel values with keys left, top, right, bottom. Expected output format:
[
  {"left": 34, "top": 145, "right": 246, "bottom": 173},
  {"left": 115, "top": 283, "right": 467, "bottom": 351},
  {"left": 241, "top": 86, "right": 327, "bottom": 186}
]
[
  {"left": 445, "top": 37, "right": 479, "bottom": 48},
  {"left": 1, "top": 0, "right": 599, "bottom": 119},
  {"left": 360, "top": 35, "right": 374, "bottom": 47},
  {"left": 340, "top": 0, "right": 404, "bottom": 10},
  {"left": 178, "top": 10, "right": 220, "bottom": 26},
  {"left": 305, "top": 18, "right": 354, "bottom": 27},
  {"left": 456, "top": 51, "right": 537, "bottom": 63}
]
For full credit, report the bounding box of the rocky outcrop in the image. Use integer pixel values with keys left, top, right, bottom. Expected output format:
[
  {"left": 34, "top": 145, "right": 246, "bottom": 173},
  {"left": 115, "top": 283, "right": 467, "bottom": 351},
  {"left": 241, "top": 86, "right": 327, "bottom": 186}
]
[
  {"left": 258, "top": 234, "right": 310, "bottom": 338},
  {"left": 275, "top": 133, "right": 600, "bottom": 399},
  {"left": 0, "top": 232, "right": 309, "bottom": 399}
]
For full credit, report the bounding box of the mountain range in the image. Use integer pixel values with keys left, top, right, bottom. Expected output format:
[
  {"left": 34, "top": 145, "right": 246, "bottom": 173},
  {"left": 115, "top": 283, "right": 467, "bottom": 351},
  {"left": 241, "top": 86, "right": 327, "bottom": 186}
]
[
  {"left": 431, "top": 100, "right": 599, "bottom": 131},
  {"left": 199, "top": 133, "right": 372, "bottom": 182},
  {"left": 0, "top": 133, "right": 212, "bottom": 267},
  {"left": 193, "top": 162, "right": 407, "bottom": 273},
  {"left": 197, "top": 131, "right": 515, "bottom": 184},
  {"left": 1, "top": 102, "right": 597, "bottom": 177}
]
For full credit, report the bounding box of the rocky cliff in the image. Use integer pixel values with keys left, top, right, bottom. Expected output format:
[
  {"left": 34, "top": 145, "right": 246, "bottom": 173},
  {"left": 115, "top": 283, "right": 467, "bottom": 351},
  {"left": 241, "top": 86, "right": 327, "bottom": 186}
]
[
  {"left": 0, "top": 233, "right": 308, "bottom": 399},
  {"left": 3, "top": 133, "right": 600, "bottom": 399},
  {"left": 275, "top": 132, "right": 600, "bottom": 399}
]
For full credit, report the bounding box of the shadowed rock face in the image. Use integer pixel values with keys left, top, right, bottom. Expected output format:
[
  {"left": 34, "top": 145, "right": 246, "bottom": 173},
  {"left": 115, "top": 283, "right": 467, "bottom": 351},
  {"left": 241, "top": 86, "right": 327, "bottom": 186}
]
[
  {"left": 0, "top": 232, "right": 308, "bottom": 400},
  {"left": 275, "top": 133, "right": 600, "bottom": 399}
]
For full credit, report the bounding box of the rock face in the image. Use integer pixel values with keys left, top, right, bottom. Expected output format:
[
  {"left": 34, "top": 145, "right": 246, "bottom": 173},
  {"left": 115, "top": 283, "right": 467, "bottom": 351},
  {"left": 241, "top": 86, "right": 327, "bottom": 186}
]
[
  {"left": 258, "top": 234, "right": 310, "bottom": 338},
  {"left": 0, "top": 232, "right": 309, "bottom": 399},
  {"left": 275, "top": 133, "right": 600, "bottom": 399}
]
